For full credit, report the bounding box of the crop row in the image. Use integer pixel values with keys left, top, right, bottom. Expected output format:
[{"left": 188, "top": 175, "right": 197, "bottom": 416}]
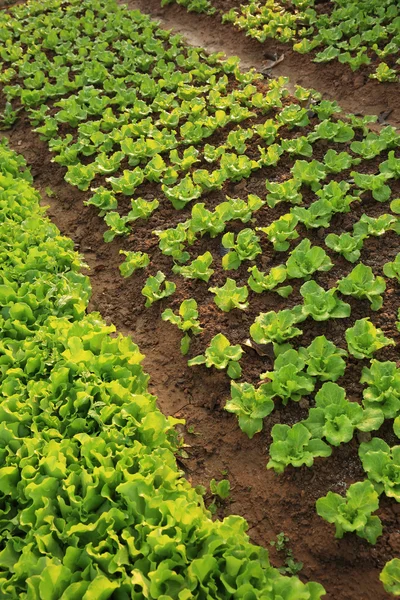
[
  {"left": 0, "top": 137, "right": 329, "bottom": 598},
  {"left": 162, "top": 0, "right": 400, "bottom": 82},
  {"left": 1, "top": 0, "right": 399, "bottom": 594}
]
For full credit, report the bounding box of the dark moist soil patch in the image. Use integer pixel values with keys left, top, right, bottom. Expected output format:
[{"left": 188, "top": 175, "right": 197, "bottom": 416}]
[
  {"left": 4, "top": 101, "right": 400, "bottom": 599},
  {"left": 123, "top": 0, "right": 400, "bottom": 129}
]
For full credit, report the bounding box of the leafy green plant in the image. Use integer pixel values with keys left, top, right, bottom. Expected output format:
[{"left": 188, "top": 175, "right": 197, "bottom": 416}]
[
  {"left": 265, "top": 178, "right": 302, "bottom": 208},
  {"left": 107, "top": 168, "right": 145, "bottom": 195},
  {"left": 260, "top": 348, "right": 315, "bottom": 405},
  {"left": 65, "top": 163, "right": 96, "bottom": 191},
  {"left": 247, "top": 265, "right": 292, "bottom": 297},
  {"left": 325, "top": 232, "right": 364, "bottom": 263},
  {"left": 291, "top": 159, "right": 326, "bottom": 190},
  {"left": 270, "top": 532, "right": 303, "bottom": 577},
  {"left": 383, "top": 253, "right": 400, "bottom": 282},
  {"left": 359, "top": 438, "right": 400, "bottom": 502},
  {"left": 103, "top": 211, "right": 130, "bottom": 242},
  {"left": 291, "top": 200, "right": 333, "bottom": 230},
  {"left": 188, "top": 333, "right": 243, "bottom": 379},
  {"left": 361, "top": 360, "right": 400, "bottom": 418},
  {"left": 258, "top": 213, "right": 299, "bottom": 251},
  {"left": 300, "top": 336, "right": 347, "bottom": 382},
  {"left": 304, "top": 382, "right": 383, "bottom": 447},
  {"left": 268, "top": 422, "right": 332, "bottom": 474},
  {"left": 162, "top": 299, "right": 202, "bottom": 354},
  {"left": 352, "top": 171, "right": 392, "bottom": 202},
  {"left": 300, "top": 281, "right": 351, "bottom": 321},
  {"left": 127, "top": 197, "right": 159, "bottom": 222},
  {"left": 209, "top": 278, "right": 249, "bottom": 312},
  {"left": 172, "top": 251, "right": 214, "bottom": 282},
  {"left": 250, "top": 307, "right": 304, "bottom": 346},
  {"left": 380, "top": 559, "right": 400, "bottom": 596},
  {"left": 221, "top": 228, "right": 262, "bottom": 270},
  {"left": 353, "top": 213, "right": 397, "bottom": 238},
  {"left": 210, "top": 478, "right": 231, "bottom": 500},
  {"left": 316, "top": 481, "right": 382, "bottom": 544},
  {"left": 225, "top": 381, "right": 274, "bottom": 439},
  {"left": 345, "top": 318, "right": 395, "bottom": 359},
  {"left": 286, "top": 239, "right": 333, "bottom": 280},
  {"left": 162, "top": 175, "right": 202, "bottom": 209},
  {"left": 119, "top": 250, "right": 150, "bottom": 277},
  {"left": 84, "top": 186, "right": 118, "bottom": 215},
  {"left": 154, "top": 223, "right": 191, "bottom": 263},
  {"left": 141, "top": 270, "right": 176, "bottom": 307},
  {"left": 337, "top": 263, "right": 386, "bottom": 311}
]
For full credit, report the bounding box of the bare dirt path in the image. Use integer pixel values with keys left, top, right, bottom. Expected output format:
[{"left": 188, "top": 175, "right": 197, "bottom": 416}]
[{"left": 123, "top": 0, "right": 400, "bottom": 128}]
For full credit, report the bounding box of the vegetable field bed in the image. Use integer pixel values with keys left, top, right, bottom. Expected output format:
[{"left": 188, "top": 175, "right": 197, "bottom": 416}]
[
  {"left": 1, "top": 0, "right": 400, "bottom": 599},
  {"left": 125, "top": 0, "right": 400, "bottom": 128}
]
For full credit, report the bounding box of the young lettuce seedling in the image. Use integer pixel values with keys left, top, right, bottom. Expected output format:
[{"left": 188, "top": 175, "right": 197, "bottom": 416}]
[{"left": 162, "top": 299, "right": 203, "bottom": 355}]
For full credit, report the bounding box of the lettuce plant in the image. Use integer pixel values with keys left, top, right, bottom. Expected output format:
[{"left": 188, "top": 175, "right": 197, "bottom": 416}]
[
  {"left": 84, "top": 186, "right": 118, "bottom": 215},
  {"left": 300, "top": 336, "right": 347, "bottom": 382},
  {"left": 360, "top": 360, "right": 400, "bottom": 418},
  {"left": 173, "top": 251, "right": 214, "bottom": 282},
  {"left": 346, "top": 318, "right": 395, "bottom": 359},
  {"left": 119, "top": 250, "right": 150, "bottom": 277},
  {"left": 141, "top": 270, "right": 176, "bottom": 307},
  {"left": 260, "top": 348, "right": 315, "bottom": 404},
  {"left": 308, "top": 120, "right": 354, "bottom": 144},
  {"left": 316, "top": 481, "right": 382, "bottom": 544},
  {"left": 277, "top": 104, "right": 309, "bottom": 129},
  {"left": 303, "top": 382, "right": 383, "bottom": 447},
  {"left": 107, "top": 168, "right": 145, "bottom": 195},
  {"left": 337, "top": 263, "right": 386, "bottom": 311},
  {"left": 103, "top": 211, "right": 130, "bottom": 242},
  {"left": 65, "top": 163, "right": 96, "bottom": 191},
  {"left": 380, "top": 150, "right": 400, "bottom": 179},
  {"left": 383, "top": 253, "right": 400, "bottom": 282},
  {"left": 189, "top": 203, "right": 225, "bottom": 238},
  {"left": 209, "top": 278, "right": 249, "bottom": 312},
  {"left": 162, "top": 299, "right": 202, "bottom": 354},
  {"left": 300, "top": 281, "right": 351, "bottom": 321},
  {"left": 247, "top": 265, "right": 292, "bottom": 297},
  {"left": 94, "top": 151, "right": 124, "bottom": 175},
  {"left": 286, "top": 239, "right": 333, "bottom": 280},
  {"left": 257, "top": 143, "right": 283, "bottom": 168},
  {"left": 353, "top": 213, "right": 396, "bottom": 238},
  {"left": 162, "top": 174, "right": 202, "bottom": 210},
  {"left": 225, "top": 381, "right": 274, "bottom": 439},
  {"left": 325, "top": 232, "right": 364, "bottom": 263},
  {"left": 127, "top": 197, "right": 159, "bottom": 222},
  {"left": 268, "top": 423, "right": 332, "bottom": 474},
  {"left": 359, "top": 438, "right": 400, "bottom": 502},
  {"left": 221, "top": 228, "right": 262, "bottom": 270},
  {"left": 280, "top": 136, "right": 313, "bottom": 158},
  {"left": 154, "top": 223, "right": 191, "bottom": 263},
  {"left": 193, "top": 168, "right": 226, "bottom": 191},
  {"left": 291, "top": 159, "right": 326, "bottom": 190},
  {"left": 380, "top": 559, "right": 400, "bottom": 596},
  {"left": 292, "top": 200, "right": 333, "bottom": 229},
  {"left": 188, "top": 333, "right": 243, "bottom": 378},
  {"left": 220, "top": 152, "right": 259, "bottom": 182},
  {"left": 352, "top": 171, "right": 392, "bottom": 202},
  {"left": 217, "top": 194, "right": 265, "bottom": 224},
  {"left": 250, "top": 307, "right": 304, "bottom": 346},
  {"left": 322, "top": 149, "right": 354, "bottom": 173},
  {"left": 258, "top": 213, "right": 299, "bottom": 251},
  {"left": 265, "top": 178, "right": 302, "bottom": 208}
]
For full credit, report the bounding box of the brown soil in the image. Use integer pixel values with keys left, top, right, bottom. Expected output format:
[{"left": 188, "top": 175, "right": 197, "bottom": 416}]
[
  {"left": 4, "top": 105, "right": 400, "bottom": 599},
  {"left": 123, "top": 0, "right": 400, "bottom": 129}
]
